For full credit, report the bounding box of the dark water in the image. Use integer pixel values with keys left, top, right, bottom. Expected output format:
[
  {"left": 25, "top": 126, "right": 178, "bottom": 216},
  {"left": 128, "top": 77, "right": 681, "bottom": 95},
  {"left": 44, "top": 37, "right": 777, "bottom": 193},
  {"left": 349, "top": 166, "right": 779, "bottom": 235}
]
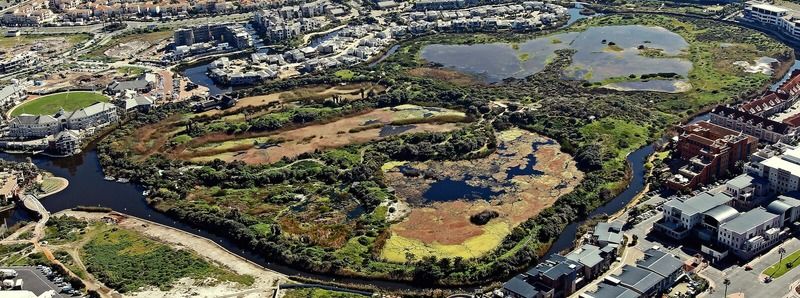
[
  {"left": 378, "top": 125, "right": 415, "bottom": 137},
  {"left": 504, "top": 140, "right": 553, "bottom": 178},
  {"left": 0, "top": 150, "right": 436, "bottom": 291},
  {"left": 422, "top": 178, "right": 502, "bottom": 202},
  {"left": 368, "top": 45, "right": 401, "bottom": 67},
  {"left": 543, "top": 144, "right": 655, "bottom": 257},
  {"left": 181, "top": 62, "right": 232, "bottom": 96}
]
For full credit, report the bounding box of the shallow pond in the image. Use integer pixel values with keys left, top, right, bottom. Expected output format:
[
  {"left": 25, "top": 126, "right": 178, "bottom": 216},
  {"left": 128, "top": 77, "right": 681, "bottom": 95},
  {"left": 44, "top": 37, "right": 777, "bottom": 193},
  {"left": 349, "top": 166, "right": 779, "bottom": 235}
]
[{"left": 420, "top": 25, "right": 692, "bottom": 90}]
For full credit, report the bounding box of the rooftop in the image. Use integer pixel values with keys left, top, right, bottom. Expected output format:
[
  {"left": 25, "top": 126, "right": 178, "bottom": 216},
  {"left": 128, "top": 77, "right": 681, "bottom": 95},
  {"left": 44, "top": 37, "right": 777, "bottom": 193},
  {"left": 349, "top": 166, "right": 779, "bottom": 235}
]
[
  {"left": 727, "top": 173, "right": 767, "bottom": 189},
  {"left": 581, "top": 283, "right": 639, "bottom": 298},
  {"left": 664, "top": 192, "right": 733, "bottom": 217},
  {"left": 761, "top": 146, "right": 800, "bottom": 175},
  {"left": 720, "top": 207, "right": 779, "bottom": 234},
  {"left": 636, "top": 248, "right": 684, "bottom": 278},
  {"left": 613, "top": 265, "right": 664, "bottom": 294},
  {"left": 566, "top": 244, "right": 604, "bottom": 268},
  {"left": 502, "top": 275, "right": 542, "bottom": 298}
]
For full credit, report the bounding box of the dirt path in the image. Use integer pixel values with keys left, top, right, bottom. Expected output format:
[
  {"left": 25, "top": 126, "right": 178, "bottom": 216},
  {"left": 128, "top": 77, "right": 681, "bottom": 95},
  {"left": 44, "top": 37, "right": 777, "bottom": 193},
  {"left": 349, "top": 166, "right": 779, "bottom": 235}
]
[{"left": 60, "top": 210, "right": 287, "bottom": 297}]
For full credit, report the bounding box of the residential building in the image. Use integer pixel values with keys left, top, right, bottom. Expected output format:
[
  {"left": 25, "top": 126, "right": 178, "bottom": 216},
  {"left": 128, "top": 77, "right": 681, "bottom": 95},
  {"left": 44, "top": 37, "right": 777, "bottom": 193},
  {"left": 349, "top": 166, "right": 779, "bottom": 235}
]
[
  {"left": 655, "top": 191, "right": 734, "bottom": 240},
  {"left": 566, "top": 245, "right": 613, "bottom": 284},
  {"left": 7, "top": 115, "right": 61, "bottom": 139},
  {"left": 0, "top": 82, "right": 27, "bottom": 108},
  {"left": 635, "top": 248, "right": 684, "bottom": 287},
  {"left": 106, "top": 73, "right": 157, "bottom": 95},
  {"left": 591, "top": 222, "right": 623, "bottom": 248},
  {"left": 717, "top": 207, "right": 784, "bottom": 259},
  {"left": 579, "top": 283, "right": 638, "bottom": 298},
  {"left": 0, "top": 52, "right": 39, "bottom": 74},
  {"left": 607, "top": 265, "right": 666, "bottom": 297},
  {"left": 50, "top": 129, "right": 81, "bottom": 156},
  {"left": 742, "top": 2, "right": 800, "bottom": 41},
  {"left": 123, "top": 94, "right": 154, "bottom": 112},
  {"left": 710, "top": 105, "right": 796, "bottom": 144},
  {"left": 667, "top": 121, "right": 758, "bottom": 190},
  {"left": 738, "top": 92, "right": 792, "bottom": 117}
]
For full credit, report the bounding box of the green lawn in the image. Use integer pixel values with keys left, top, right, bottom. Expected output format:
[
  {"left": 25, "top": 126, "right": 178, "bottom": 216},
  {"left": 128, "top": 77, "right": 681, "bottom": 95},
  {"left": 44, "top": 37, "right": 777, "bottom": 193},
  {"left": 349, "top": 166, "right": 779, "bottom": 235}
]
[
  {"left": 334, "top": 69, "right": 355, "bottom": 80},
  {"left": 11, "top": 91, "right": 109, "bottom": 116},
  {"left": 763, "top": 248, "right": 800, "bottom": 278}
]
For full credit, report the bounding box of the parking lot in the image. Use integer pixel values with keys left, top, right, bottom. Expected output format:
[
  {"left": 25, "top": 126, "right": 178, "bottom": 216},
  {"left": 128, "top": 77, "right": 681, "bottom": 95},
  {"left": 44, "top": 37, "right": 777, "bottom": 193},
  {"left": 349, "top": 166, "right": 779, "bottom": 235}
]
[{"left": 1, "top": 266, "right": 68, "bottom": 298}]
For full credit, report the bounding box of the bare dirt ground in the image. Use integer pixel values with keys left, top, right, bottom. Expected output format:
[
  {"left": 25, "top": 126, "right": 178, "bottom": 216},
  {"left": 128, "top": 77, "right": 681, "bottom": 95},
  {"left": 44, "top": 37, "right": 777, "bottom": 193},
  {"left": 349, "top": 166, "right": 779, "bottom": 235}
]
[
  {"left": 184, "top": 107, "right": 465, "bottom": 164},
  {"left": 381, "top": 129, "right": 584, "bottom": 261},
  {"left": 104, "top": 41, "right": 150, "bottom": 59},
  {"left": 61, "top": 210, "right": 285, "bottom": 298},
  {"left": 198, "top": 83, "right": 386, "bottom": 117},
  {"left": 28, "top": 69, "right": 117, "bottom": 94}
]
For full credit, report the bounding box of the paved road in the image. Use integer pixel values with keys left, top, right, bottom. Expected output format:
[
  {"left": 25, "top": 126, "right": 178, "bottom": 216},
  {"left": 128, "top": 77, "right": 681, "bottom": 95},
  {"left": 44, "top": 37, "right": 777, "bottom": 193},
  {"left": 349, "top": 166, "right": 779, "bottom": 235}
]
[{"left": 701, "top": 238, "right": 800, "bottom": 298}]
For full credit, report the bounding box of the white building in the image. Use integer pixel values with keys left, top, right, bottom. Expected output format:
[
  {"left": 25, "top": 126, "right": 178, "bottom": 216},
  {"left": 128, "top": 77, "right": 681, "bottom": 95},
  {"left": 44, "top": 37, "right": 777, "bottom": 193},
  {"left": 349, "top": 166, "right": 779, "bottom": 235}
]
[
  {"left": 717, "top": 207, "right": 784, "bottom": 259},
  {"left": 655, "top": 192, "right": 734, "bottom": 239},
  {"left": 743, "top": 2, "right": 800, "bottom": 40},
  {"left": 749, "top": 145, "right": 800, "bottom": 194},
  {"left": 7, "top": 102, "right": 118, "bottom": 139}
]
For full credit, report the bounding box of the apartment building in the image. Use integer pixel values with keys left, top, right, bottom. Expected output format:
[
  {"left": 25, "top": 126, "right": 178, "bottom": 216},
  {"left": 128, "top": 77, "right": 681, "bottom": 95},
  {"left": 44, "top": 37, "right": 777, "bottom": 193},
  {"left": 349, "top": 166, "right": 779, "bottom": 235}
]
[
  {"left": 743, "top": 2, "right": 800, "bottom": 41},
  {"left": 173, "top": 23, "right": 253, "bottom": 50},
  {"left": 749, "top": 145, "right": 800, "bottom": 194},
  {"left": 710, "top": 105, "right": 796, "bottom": 144},
  {"left": 667, "top": 121, "right": 758, "bottom": 191}
]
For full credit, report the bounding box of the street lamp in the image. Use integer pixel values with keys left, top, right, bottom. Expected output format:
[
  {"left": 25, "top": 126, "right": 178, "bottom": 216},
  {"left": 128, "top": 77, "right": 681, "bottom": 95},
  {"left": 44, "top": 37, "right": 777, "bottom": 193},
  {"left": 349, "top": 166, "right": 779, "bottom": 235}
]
[
  {"left": 779, "top": 247, "right": 787, "bottom": 264},
  {"left": 723, "top": 278, "right": 730, "bottom": 297}
]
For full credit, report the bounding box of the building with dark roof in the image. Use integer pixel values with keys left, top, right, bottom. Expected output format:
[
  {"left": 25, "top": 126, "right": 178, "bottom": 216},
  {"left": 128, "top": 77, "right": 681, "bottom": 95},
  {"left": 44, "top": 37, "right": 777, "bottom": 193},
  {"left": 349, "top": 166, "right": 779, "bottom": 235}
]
[
  {"left": 579, "top": 283, "right": 639, "bottom": 298},
  {"left": 710, "top": 105, "right": 796, "bottom": 144},
  {"left": 739, "top": 92, "right": 790, "bottom": 117},
  {"left": 609, "top": 265, "right": 665, "bottom": 297},
  {"left": 636, "top": 248, "right": 684, "bottom": 287},
  {"left": 502, "top": 275, "right": 545, "bottom": 298}
]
